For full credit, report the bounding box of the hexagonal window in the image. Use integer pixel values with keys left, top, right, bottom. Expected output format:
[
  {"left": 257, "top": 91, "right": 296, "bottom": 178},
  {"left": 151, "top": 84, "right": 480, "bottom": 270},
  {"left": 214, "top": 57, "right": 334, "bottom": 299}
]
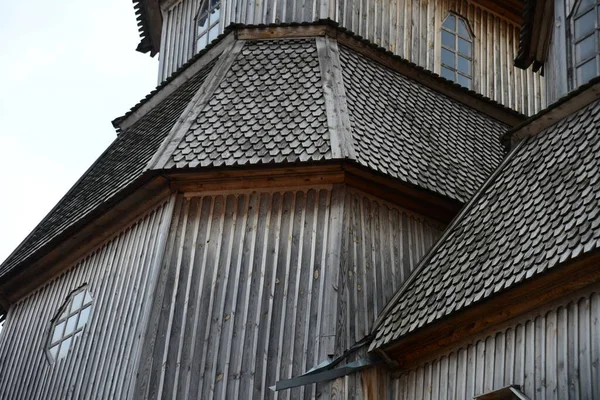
[{"left": 46, "top": 286, "right": 93, "bottom": 363}]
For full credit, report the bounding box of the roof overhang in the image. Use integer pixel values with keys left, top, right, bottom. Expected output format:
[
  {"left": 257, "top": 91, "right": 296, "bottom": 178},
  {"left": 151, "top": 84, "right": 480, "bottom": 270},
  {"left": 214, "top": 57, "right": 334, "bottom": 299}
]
[
  {"left": 134, "top": 0, "right": 162, "bottom": 56},
  {"left": 376, "top": 248, "right": 600, "bottom": 369},
  {"left": 514, "top": 0, "right": 554, "bottom": 71},
  {"left": 0, "top": 161, "right": 461, "bottom": 303}
]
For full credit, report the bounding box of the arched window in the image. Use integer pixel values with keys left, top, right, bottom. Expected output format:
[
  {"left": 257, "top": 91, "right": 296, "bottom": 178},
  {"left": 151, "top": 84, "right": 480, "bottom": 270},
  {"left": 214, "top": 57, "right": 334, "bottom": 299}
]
[
  {"left": 196, "top": 0, "right": 221, "bottom": 52},
  {"left": 46, "top": 287, "right": 93, "bottom": 363},
  {"left": 570, "top": 0, "right": 600, "bottom": 86},
  {"left": 440, "top": 14, "right": 473, "bottom": 89}
]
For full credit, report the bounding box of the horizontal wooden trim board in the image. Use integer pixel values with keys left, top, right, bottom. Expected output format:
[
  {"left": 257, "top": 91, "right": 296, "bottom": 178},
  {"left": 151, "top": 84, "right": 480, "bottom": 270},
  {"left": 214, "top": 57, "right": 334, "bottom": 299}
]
[{"left": 382, "top": 249, "right": 600, "bottom": 369}]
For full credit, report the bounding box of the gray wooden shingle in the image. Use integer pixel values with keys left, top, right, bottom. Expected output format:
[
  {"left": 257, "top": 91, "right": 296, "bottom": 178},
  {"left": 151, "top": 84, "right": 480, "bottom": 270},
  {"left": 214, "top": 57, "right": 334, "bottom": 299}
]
[
  {"left": 339, "top": 45, "right": 507, "bottom": 203},
  {"left": 371, "top": 98, "right": 600, "bottom": 350},
  {"left": 165, "top": 39, "right": 331, "bottom": 168}
]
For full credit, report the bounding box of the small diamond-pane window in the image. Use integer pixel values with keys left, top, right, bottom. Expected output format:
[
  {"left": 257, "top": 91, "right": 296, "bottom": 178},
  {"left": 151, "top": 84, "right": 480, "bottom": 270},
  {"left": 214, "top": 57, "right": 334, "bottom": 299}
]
[
  {"left": 441, "top": 13, "right": 474, "bottom": 89},
  {"left": 47, "top": 287, "right": 93, "bottom": 362}
]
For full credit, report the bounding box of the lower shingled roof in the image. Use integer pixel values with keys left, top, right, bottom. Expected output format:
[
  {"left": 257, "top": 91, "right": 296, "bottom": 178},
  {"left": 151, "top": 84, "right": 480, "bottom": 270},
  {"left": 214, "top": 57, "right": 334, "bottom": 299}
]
[
  {"left": 371, "top": 97, "right": 600, "bottom": 350},
  {"left": 0, "top": 59, "right": 217, "bottom": 278}
]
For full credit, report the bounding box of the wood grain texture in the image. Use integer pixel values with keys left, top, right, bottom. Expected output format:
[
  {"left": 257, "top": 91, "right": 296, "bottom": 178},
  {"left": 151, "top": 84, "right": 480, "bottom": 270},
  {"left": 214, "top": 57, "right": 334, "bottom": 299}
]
[
  {"left": 366, "top": 285, "right": 600, "bottom": 400},
  {"left": 157, "top": 0, "right": 545, "bottom": 114},
  {"left": 134, "top": 186, "right": 441, "bottom": 399},
  {"left": 0, "top": 203, "right": 170, "bottom": 400}
]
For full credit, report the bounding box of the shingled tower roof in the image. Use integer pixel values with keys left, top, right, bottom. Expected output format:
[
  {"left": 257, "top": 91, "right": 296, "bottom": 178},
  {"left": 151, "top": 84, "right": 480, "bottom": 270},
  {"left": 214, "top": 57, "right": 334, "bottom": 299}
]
[{"left": 0, "top": 24, "right": 521, "bottom": 283}]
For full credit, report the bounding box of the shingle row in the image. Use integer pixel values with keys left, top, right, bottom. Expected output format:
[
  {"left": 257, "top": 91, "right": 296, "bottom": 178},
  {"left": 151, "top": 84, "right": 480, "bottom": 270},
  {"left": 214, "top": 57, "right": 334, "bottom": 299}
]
[
  {"left": 371, "top": 98, "right": 600, "bottom": 350},
  {"left": 166, "top": 39, "right": 330, "bottom": 168},
  {"left": 339, "top": 45, "right": 507, "bottom": 203}
]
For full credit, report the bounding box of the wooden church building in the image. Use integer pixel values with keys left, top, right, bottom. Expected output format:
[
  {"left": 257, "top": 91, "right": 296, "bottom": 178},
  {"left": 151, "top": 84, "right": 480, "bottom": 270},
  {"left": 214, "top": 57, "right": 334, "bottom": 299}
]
[{"left": 0, "top": 0, "right": 599, "bottom": 398}]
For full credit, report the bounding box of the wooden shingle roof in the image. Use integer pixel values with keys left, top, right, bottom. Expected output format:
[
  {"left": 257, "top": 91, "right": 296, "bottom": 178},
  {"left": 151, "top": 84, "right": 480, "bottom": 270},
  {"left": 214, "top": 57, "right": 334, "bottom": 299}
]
[
  {"left": 0, "top": 26, "right": 518, "bottom": 282},
  {"left": 371, "top": 90, "right": 600, "bottom": 351}
]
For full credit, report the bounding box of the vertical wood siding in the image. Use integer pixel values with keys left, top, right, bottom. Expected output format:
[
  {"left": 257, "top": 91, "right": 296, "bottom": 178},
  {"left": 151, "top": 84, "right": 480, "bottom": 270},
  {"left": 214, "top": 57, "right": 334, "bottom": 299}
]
[
  {"left": 0, "top": 203, "right": 170, "bottom": 400},
  {"left": 159, "top": 0, "right": 202, "bottom": 82},
  {"left": 373, "top": 288, "right": 600, "bottom": 400},
  {"left": 134, "top": 186, "right": 442, "bottom": 399},
  {"left": 158, "top": 0, "right": 544, "bottom": 114}
]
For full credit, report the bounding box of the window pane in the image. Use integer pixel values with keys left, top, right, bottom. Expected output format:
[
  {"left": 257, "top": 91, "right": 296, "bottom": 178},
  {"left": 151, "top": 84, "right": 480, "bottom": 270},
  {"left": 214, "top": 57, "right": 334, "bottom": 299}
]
[
  {"left": 575, "top": 10, "right": 596, "bottom": 39},
  {"left": 196, "top": 34, "right": 208, "bottom": 52},
  {"left": 58, "top": 337, "right": 72, "bottom": 359},
  {"left": 210, "top": 0, "right": 220, "bottom": 8},
  {"left": 577, "top": 58, "right": 598, "bottom": 84},
  {"left": 442, "top": 30, "right": 455, "bottom": 50},
  {"left": 457, "top": 55, "right": 471, "bottom": 75},
  {"left": 64, "top": 314, "right": 78, "bottom": 336},
  {"left": 208, "top": 23, "right": 220, "bottom": 43},
  {"left": 576, "top": 0, "right": 595, "bottom": 16},
  {"left": 210, "top": 6, "right": 220, "bottom": 25},
  {"left": 84, "top": 292, "right": 93, "bottom": 305},
  {"left": 71, "top": 291, "right": 85, "bottom": 313},
  {"left": 441, "top": 66, "right": 455, "bottom": 81},
  {"left": 443, "top": 15, "right": 456, "bottom": 30},
  {"left": 77, "top": 306, "right": 91, "bottom": 329},
  {"left": 197, "top": 12, "right": 209, "bottom": 35},
  {"left": 442, "top": 48, "right": 455, "bottom": 68},
  {"left": 457, "top": 74, "right": 472, "bottom": 89},
  {"left": 458, "top": 38, "right": 472, "bottom": 57},
  {"left": 576, "top": 34, "right": 597, "bottom": 63},
  {"left": 51, "top": 321, "right": 65, "bottom": 344},
  {"left": 49, "top": 345, "right": 59, "bottom": 360},
  {"left": 458, "top": 19, "right": 470, "bottom": 39}
]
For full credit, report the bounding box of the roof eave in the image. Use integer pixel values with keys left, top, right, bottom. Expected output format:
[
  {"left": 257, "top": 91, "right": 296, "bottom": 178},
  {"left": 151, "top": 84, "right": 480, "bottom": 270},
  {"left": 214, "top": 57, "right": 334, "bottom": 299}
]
[
  {"left": 134, "top": 0, "right": 162, "bottom": 56},
  {"left": 376, "top": 248, "right": 600, "bottom": 369},
  {"left": 514, "top": 0, "right": 553, "bottom": 71}
]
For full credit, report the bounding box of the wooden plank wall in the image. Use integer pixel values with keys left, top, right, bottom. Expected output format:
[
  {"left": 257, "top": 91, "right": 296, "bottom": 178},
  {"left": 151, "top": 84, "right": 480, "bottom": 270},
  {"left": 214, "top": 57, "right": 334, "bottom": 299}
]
[
  {"left": 545, "top": 0, "right": 569, "bottom": 105},
  {"left": 366, "top": 287, "right": 600, "bottom": 400},
  {"left": 157, "top": 0, "right": 545, "bottom": 114},
  {"left": 0, "top": 202, "right": 170, "bottom": 399},
  {"left": 133, "top": 185, "right": 442, "bottom": 399},
  {"left": 159, "top": 0, "right": 202, "bottom": 82}
]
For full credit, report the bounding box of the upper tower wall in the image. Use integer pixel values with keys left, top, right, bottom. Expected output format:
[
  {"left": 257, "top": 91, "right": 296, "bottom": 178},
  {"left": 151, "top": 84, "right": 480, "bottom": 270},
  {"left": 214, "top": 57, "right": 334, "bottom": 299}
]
[{"left": 151, "top": 0, "right": 545, "bottom": 115}]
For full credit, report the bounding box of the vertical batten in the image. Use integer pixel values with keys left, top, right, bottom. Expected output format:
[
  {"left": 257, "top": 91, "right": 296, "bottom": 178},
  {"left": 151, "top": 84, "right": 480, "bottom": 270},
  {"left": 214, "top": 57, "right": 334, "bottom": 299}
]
[
  {"left": 154, "top": 0, "right": 545, "bottom": 115},
  {"left": 0, "top": 203, "right": 169, "bottom": 399},
  {"left": 135, "top": 187, "right": 441, "bottom": 399},
  {"left": 378, "top": 289, "right": 600, "bottom": 399}
]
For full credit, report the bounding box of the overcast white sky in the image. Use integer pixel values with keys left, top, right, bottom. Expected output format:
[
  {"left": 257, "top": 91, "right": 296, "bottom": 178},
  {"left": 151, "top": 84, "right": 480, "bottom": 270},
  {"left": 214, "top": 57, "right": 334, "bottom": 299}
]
[{"left": 0, "top": 1, "right": 158, "bottom": 263}]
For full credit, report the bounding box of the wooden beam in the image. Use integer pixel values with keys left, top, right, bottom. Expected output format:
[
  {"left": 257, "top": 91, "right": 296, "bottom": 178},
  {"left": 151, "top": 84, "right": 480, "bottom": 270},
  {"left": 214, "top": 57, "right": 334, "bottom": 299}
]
[
  {"left": 471, "top": 0, "right": 524, "bottom": 24},
  {"left": 510, "top": 81, "right": 600, "bottom": 146},
  {"left": 381, "top": 249, "right": 600, "bottom": 369},
  {"left": 236, "top": 25, "right": 333, "bottom": 40},
  {"left": 342, "top": 163, "right": 461, "bottom": 224}
]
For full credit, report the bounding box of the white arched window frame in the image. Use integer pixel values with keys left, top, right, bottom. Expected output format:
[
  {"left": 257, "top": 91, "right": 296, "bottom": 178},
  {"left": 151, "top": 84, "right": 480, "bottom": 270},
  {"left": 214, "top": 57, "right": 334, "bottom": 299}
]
[
  {"left": 569, "top": 0, "right": 600, "bottom": 87},
  {"left": 440, "top": 13, "right": 474, "bottom": 89},
  {"left": 195, "top": 0, "right": 221, "bottom": 52}
]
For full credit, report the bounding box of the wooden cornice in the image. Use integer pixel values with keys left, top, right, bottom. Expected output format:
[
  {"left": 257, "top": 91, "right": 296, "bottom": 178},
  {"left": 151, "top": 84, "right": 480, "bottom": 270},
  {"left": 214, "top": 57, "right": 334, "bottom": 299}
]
[
  {"left": 0, "top": 162, "right": 461, "bottom": 302},
  {"left": 380, "top": 249, "right": 600, "bottom": 369}
]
